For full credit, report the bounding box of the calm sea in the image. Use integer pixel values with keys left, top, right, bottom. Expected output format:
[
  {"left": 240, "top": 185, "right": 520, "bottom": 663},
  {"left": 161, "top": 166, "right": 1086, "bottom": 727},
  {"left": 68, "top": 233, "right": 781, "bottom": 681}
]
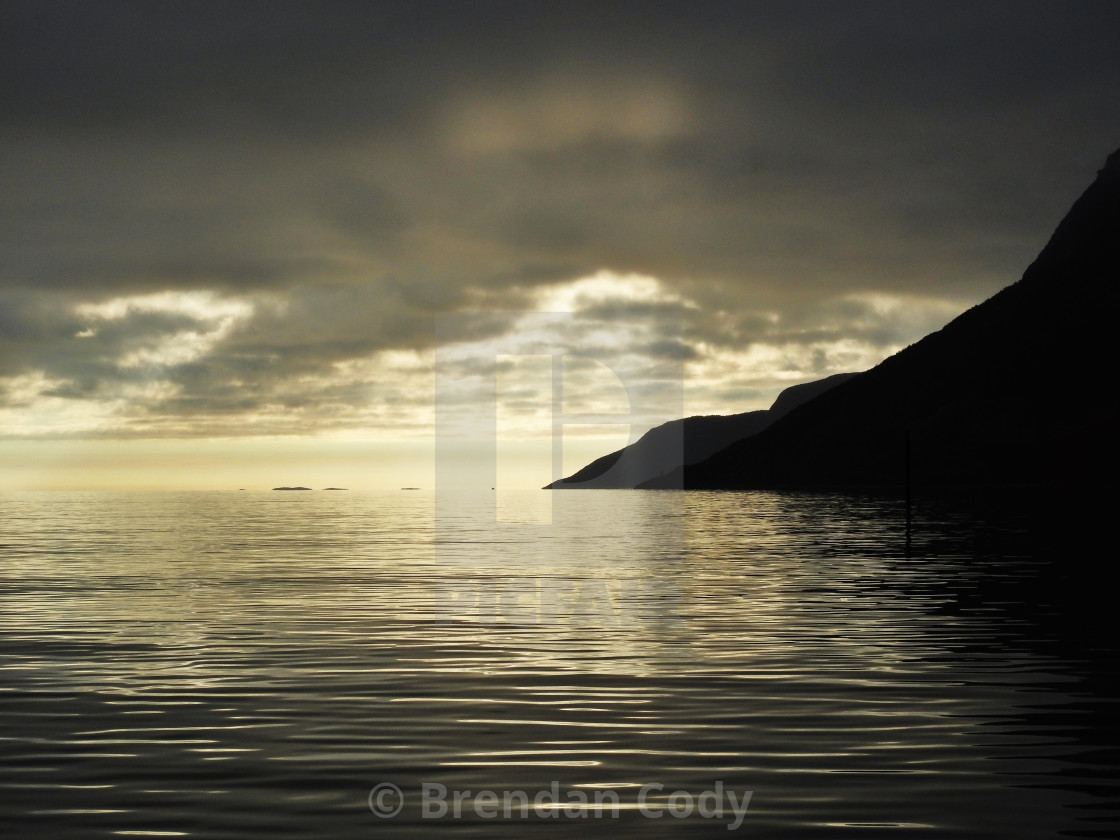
[{"left": 1, "top": 489, "right": 1116, "bottom": 838}]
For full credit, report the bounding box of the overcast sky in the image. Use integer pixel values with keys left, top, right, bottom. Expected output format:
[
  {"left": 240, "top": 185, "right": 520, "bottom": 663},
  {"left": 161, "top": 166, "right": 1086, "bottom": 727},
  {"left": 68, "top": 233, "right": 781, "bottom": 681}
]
[{"left": 2, "top": 1, "right": 1119, "bottom": 488}]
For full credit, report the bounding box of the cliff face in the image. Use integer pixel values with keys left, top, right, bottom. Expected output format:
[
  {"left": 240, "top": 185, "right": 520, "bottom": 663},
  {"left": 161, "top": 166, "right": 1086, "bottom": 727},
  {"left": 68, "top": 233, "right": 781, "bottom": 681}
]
[
  {"left": 546, "top": 373, "right": 857, "bottom": 489},
  {"left": 640, "top": 148, "right": 1120, "bottom": 490}
]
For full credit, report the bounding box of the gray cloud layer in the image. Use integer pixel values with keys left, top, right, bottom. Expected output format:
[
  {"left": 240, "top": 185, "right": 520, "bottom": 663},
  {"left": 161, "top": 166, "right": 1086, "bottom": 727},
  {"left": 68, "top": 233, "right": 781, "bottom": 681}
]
[{"left": 2, "top": 1, "right": 1119, "bottom": 435}]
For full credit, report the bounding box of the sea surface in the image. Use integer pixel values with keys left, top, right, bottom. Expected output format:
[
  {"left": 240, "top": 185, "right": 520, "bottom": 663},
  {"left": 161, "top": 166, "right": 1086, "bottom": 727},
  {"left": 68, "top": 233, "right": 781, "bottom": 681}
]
[{"left": 1, "top": 489, "right": 1117, "bottom": 838}]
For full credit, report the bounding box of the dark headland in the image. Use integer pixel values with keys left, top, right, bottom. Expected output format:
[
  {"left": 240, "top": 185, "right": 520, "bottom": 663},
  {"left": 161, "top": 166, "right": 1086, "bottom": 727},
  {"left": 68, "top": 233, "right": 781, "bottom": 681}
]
[
  {"left": 272, "top": 486, "right": 313, "bottom": 491},
  {"left": 545, "top": 373, "right": 857, "bottom": 489},
  {"left": 550, "top": 147, "right": 1120, "bottom": 494}
]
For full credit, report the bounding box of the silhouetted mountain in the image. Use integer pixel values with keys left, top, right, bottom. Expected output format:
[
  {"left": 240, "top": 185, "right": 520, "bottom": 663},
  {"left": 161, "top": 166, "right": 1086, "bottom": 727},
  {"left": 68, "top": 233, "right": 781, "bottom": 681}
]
[
  {"left": 641, "top": 148, "right": 1120, "bottom": 490},
  {"left": 545, "top": 373, "right": 857, "bottom": 488}
]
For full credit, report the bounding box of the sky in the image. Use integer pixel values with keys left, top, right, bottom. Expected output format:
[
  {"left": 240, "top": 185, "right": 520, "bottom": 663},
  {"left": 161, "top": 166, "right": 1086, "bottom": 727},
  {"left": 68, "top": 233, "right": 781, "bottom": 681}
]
[{"left": 2, "top": 0, "right": 1119, "bottom": 490}]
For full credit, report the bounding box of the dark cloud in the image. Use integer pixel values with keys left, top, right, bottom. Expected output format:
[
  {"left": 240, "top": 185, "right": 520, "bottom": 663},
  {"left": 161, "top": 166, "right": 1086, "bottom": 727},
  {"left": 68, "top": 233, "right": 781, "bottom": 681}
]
[
  {"left": 642, "top": 340, "right": 700, "bottom": 362},
  {"left": 2, "top": 1, "right": 1119, "bottom": 435}
]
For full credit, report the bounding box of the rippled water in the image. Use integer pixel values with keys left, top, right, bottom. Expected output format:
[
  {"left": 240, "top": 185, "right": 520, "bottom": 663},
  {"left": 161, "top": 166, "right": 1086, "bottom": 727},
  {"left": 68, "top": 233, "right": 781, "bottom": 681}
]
[{"left": 1, "top": 489, "right": 1117, "bottom": 838}]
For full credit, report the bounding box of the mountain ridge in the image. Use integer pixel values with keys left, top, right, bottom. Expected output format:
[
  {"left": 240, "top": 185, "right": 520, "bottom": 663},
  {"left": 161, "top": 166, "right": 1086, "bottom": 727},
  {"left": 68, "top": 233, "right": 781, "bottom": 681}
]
[
  {"left": 545, "top": 373, "right": 857, "bottom": 489},
  {"left": 639, "top": 147, "right": 1120, "bottom": 490}
]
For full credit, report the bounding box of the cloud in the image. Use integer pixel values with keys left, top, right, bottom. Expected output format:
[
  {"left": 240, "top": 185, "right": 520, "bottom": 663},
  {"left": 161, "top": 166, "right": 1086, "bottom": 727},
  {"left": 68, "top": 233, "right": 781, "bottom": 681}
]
[
  {"left": 73, "top": 291, "right": 255, "bottom": 368},
  {"left": 2, "top": 1, "right": 1119, "bottom": 441}
]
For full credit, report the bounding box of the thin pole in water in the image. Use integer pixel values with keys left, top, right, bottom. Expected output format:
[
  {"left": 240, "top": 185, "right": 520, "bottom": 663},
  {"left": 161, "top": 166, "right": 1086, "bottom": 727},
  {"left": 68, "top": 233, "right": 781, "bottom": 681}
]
[{"left": 904, "top": 428, "right": 912, "bottom": 557}]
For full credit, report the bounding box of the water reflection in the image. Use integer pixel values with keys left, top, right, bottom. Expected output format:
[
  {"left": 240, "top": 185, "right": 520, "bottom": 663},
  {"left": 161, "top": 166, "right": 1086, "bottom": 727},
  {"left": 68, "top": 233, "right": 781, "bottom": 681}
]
[{"left": 0, "top": 489, "right": 1116, "bottom": 838}]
